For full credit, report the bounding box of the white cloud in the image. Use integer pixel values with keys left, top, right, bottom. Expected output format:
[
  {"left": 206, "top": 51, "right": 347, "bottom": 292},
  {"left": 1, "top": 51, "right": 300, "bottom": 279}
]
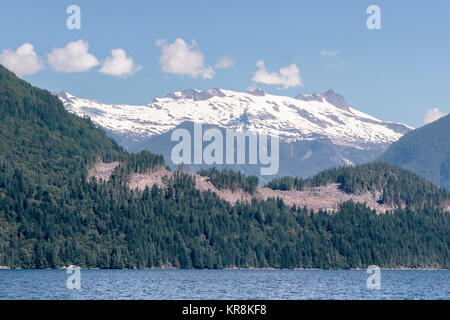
[
  {"left": 48, "top": 40, "right": 98, "bottom": 72},
  {"left": 156, "top": 38, "right": 214, "bottom": 79},
  {"left": 424, "top": 108, "right": 446, "bottom": 124},
  {"left": 99, "top": 48, "right": 141, "bottom": 77},
  {"left": 0, "top": 43, "right": 44, "bottom": 77},
  {"left": 251, "top": 60, "right": 302, "bottom": 89},
  {"left": 215, "top": 56, "right": 234, "bottom": 69},
  {"left": 320, "top": 49, "right": 339, "bottom": 57}
]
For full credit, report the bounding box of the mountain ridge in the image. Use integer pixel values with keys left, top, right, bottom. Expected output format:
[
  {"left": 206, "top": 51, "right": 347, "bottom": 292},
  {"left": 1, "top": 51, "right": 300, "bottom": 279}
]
[
  {"left": 380, "top": 113, "right": 450, "bottom": 190},
  {"left": 56, "top": 88, "right": 413, "bottom": 148},
  {"left": 57, "top": 88, "right": 413, "bottom": 180}
]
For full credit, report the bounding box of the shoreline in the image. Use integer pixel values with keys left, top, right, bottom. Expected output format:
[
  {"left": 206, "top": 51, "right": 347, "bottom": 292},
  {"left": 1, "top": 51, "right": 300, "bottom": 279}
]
[{"left": 0, "top": 266, "right": 448, "bottom": 271}]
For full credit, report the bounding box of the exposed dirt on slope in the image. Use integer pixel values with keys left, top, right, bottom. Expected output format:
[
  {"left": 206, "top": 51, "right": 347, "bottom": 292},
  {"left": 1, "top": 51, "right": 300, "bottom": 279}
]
[
  {"left": 87, "top": 161, "right": 120, "bottom": 181},
  {"left": 192, "top": 174, "right": 254, "bottom": 203},
  {"left": 128, "top": 168, "right": 173, "bottom": 190},
  {"left": 188, "top": 174, "right": 393, "bottom": 213},
  {"left": 87, "top": 161, "right": 172, "bottom": 189},
  {"left": 256, "top": 184, "right": 393, "bottom": 213},
  {"left": 88, "top": 162, "right": 394, "bottom": 213}
]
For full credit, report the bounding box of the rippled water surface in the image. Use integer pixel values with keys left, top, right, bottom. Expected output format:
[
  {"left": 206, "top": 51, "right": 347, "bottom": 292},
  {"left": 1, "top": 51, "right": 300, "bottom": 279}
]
[{"left": 0, "top": 270, "right": 448, "bottom": 299}]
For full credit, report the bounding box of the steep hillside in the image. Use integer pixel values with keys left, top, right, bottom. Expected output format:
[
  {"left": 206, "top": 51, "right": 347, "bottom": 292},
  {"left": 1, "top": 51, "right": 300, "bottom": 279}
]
[
  {"left": 266, "top": 162, "right": 449, "bottom": 212},
  {"left": 380, "top": 114, "right": 450, "bottom": 190},
  {"left": 0, "top": 65, "right": 124, "bottom": 187},
  {"left": 0, "top": 66, "right": 448, "bottom": 269}
]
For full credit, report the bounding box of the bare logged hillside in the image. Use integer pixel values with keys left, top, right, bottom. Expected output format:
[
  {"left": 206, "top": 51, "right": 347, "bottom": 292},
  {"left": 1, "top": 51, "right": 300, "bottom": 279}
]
[
  {"left": 88, "top": 162, "right": 396, "bottom": 213},
  {"left": 87, "top": 161, "right": 120, "bottom": 181},
  {"left": 129, "top": 168, "right": 172, "bottom": 189},
  {"left": 255, "top": 184, "right": 394, "bottom": 213}
]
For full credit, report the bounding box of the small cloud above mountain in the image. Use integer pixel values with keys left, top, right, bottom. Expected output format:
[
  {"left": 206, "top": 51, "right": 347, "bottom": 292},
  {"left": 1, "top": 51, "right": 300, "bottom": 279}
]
[
  {"left": 156, "top": 38, "right": 214, "bottom": 79},
  {"left": 48, "top": 40, "right": 98, "bottom": 73},
  {"left": 251, "top": 60, "right": 302, "bottom": 89},
  {"left": 99, "top": 48, "right": 141, "bottom": 77},
  {"left": 215, "top": 56, "right": 234, "bottom": 69},
  {"left": 0, "top": 43, "right": 44, "bottom": 77}
]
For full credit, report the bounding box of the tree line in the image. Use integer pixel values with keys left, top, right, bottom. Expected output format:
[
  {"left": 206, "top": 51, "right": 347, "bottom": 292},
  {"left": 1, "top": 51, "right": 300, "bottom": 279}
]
[{"left": 198, "top": 168, "right": 258, "bottom": 194}]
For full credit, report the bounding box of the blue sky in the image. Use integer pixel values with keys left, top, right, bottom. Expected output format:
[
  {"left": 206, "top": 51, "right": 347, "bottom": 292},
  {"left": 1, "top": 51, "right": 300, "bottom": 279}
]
[{"left": 1, "top": 0, "right": 449, "bottom": 127}]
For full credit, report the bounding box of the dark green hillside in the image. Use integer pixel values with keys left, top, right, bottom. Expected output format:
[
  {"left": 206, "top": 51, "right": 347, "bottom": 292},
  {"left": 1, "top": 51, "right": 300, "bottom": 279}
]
[
  {"left": 198, "top": 168, "right": 259, "bottom": 194},
  {"left": 265, "top": 162, "right": 449, "bottom": 211},
  {"left": 0, "top": 65, "right": 125, "bottom": 186},
  {"left": 379, "top": 114, "right": 450, "bottom": 190},
  {"left": 0, "top": 66, "right": 448, "bottom": 269}
]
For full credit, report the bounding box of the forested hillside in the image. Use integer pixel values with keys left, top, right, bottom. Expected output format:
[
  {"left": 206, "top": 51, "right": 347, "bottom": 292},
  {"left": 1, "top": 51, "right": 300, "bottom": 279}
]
[
  {"left": 0, "top": 66, "right": 448, "bottom": 269},
  {"left": 265, "top": 162, "right": 449, "bottom": 211},
  {"left": 379, "top": 114, "right": 450, "bottom": 190},
  {"left": 198, "top": 168, "right": 259, "bottom": 194},
  {"left": 0, "top": 65, "right": 124, "bottom": 186}
]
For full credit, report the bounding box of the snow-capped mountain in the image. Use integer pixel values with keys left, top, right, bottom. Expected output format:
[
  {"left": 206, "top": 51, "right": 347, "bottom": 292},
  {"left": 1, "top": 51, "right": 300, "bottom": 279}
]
[
  {"left": 56, "top": 88, "right": 413, "bottom": 181},
  {"left": 57, "top": 88, "right": 411, "bottom": 148}
]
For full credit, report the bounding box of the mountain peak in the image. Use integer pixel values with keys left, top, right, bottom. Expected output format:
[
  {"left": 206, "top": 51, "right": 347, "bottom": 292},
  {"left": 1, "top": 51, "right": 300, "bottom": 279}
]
[
  {"left": 295, "top": 92, "right": 323, "bottom": 102},
  {"left": 163, "top": 88, "right": 226, "bottom": 101},
  {"left": 322, "top": 89, "right": 349, "bottom": 110},
  {"left": 247, "top": 88, "right": 265, "bottom": 96},
  {"left": 323, "top": 88, "right": 337, "bottom": 96},
  {"left": 54, "top": 91, "right": 74, "bottom": 99},
  {"left": 296, "top": 89, "right": 349, "bottom": 110}
]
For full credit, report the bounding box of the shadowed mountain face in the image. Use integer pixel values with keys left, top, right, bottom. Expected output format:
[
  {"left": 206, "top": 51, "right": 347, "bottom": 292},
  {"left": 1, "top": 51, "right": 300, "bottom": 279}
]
[
  {"left": 106, "top": 121, "right": 388, "bottom": 184},
  {"left": 380, "top": 113, "right": 450, "bottom": 190},
  {"left": 57, "top": 88, "right": 411, "bottom": 181}
]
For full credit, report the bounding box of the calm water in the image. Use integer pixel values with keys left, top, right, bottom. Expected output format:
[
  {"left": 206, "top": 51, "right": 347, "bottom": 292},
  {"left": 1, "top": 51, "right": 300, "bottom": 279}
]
[{"left": 0, "top": 269, "right": 448, "bottom": 300}]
